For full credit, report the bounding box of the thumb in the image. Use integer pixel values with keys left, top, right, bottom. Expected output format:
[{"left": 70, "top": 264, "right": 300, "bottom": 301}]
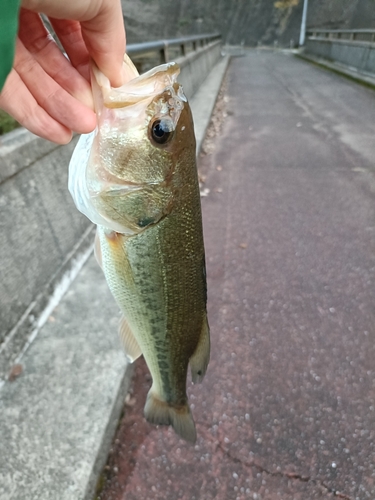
[{"left": 80, "top": 3, "right": 126, "bottom": 88}]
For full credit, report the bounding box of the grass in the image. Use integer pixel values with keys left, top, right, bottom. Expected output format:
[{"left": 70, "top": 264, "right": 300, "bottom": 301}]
[{"left": 0, "top": 109, "right": 20, "bottom": 135}]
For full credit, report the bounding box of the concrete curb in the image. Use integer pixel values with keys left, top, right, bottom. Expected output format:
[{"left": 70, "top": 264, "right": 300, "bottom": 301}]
[
  {"left": 0, "top": 55, "right": 230, "bottom": 500},
  {"left": 296, "top": 51, "right": 375, "bottom": 90},
  {"left": 190, "top": 55, "right": 230, "bottom": 154},
  {"left": 0, "top": 225, "right": 95, "bottom": 381},
  {"left": 0, "top": 133, "right": 94, "bottom": 380}
]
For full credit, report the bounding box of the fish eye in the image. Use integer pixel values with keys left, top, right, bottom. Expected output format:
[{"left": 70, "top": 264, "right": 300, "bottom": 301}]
[{"left": 150, "top": 117, "right": 175, "bottom": 145}]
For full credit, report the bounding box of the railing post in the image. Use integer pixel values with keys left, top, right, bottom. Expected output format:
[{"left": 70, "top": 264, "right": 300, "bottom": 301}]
[
  {"left": 160, "top": 48, "right": 166, "bottom": 64},
  {"left": 193, "top": 41, "right": 197, "bottom": 51},
  {"left": 180, "top": 43, "right": 186, "bottom": 56},
  {"left": 299, "top": 0, "right": 308, "bottom": 46},
  {"left": 160, "top": 42, "right": 169, "bottom": 64}
]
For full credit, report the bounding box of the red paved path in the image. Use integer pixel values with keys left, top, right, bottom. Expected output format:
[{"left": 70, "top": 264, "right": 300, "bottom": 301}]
[{"left": 98, "top": 51, "right": 375, "bottom": 500}]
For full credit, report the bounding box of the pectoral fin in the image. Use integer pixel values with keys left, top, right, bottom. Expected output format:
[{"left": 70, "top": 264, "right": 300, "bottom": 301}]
[
  {"left": 119, "top": 316, "right": 142, "bottom": 363},
  {"left": 189, "top": 313, "right": 210, "bottom": 384},
  {"left": 94, "top": 230, "right": 103, "bottom": 269}
]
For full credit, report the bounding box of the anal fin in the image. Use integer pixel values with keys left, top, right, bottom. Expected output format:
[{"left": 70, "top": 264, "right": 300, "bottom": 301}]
[
  {"left": 190, "top": 312, "right": 210, "bottom": 384},
  {"left": 119, "top": 316, "right": 142, "bottom": 363}
]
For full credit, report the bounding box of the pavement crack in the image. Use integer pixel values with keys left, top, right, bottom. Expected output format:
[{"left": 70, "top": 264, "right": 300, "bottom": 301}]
[
  {"left": 215, "top": 442, "right": 353, "bottom": 499},
  {"left": 216, "top": 441, "right": 309, "bottom": 482}
]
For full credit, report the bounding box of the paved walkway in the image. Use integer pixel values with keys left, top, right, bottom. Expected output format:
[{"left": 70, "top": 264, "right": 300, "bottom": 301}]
[{"left": 98, "top": 50, "right": 375, "bottom": 500}]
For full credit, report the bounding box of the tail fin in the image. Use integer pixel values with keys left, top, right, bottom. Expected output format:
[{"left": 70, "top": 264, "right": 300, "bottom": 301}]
[{"left": 144, "top": 390, "right": 196, "bottom": 443}]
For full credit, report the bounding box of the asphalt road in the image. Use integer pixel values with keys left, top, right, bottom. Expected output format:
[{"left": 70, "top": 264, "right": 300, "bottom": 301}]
[{"left": 98, "top": 51, "right": 375, "bottom": 500}]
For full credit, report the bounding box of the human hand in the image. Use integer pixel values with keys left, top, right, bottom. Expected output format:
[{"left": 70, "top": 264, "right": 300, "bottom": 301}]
[{"left": 0, "top": 0, "right": 126, "bottom": 144}]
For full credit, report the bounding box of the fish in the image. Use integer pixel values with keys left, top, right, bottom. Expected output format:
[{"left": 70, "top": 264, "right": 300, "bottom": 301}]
[{"left": 69, "top": 54, "right": 210, "bottom": 443}]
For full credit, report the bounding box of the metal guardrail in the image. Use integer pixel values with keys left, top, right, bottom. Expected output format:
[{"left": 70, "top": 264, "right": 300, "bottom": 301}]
[
  {"left": 127, "top": 33, "right": 221, "bottom": 65},
  {"left": 307, "top": 29, "right": 375, "bottom": 43}
]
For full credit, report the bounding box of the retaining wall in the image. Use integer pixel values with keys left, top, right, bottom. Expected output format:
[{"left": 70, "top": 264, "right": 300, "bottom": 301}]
[
  {"left": 177, "top": 40, "right": 222, "bottom": 99},
  {"left": 305, "top": 37, "right": 375, "bottom": 76}
]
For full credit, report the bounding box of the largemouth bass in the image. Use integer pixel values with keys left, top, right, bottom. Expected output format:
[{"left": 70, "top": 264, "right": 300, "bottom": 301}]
[{"left": 69, "top": 55, "right": 210, "bottom": 442}]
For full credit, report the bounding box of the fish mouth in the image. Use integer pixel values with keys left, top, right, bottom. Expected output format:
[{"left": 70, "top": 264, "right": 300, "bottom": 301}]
[{"left": 91, "top": 55, "right": 185, "bottom": 110}]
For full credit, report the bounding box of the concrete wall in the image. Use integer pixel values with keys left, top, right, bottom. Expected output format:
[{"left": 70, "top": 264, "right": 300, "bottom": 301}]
[
  {"left": 0, "top": 131, "right": 94, "bottom": 380},
  {"left": 177, "top": 40, "right": 222, "bottom": 99},
  {"left": 0, "top": 41, "right": 222, "bottom": 380},
  {"left": 305, "top": 38, "right": 375, "bottom": 76}
]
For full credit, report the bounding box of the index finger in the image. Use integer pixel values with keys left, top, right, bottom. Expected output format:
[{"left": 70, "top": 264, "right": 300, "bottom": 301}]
[{"left": 21, "top": 0, "right": 126, "bottom": 87}]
